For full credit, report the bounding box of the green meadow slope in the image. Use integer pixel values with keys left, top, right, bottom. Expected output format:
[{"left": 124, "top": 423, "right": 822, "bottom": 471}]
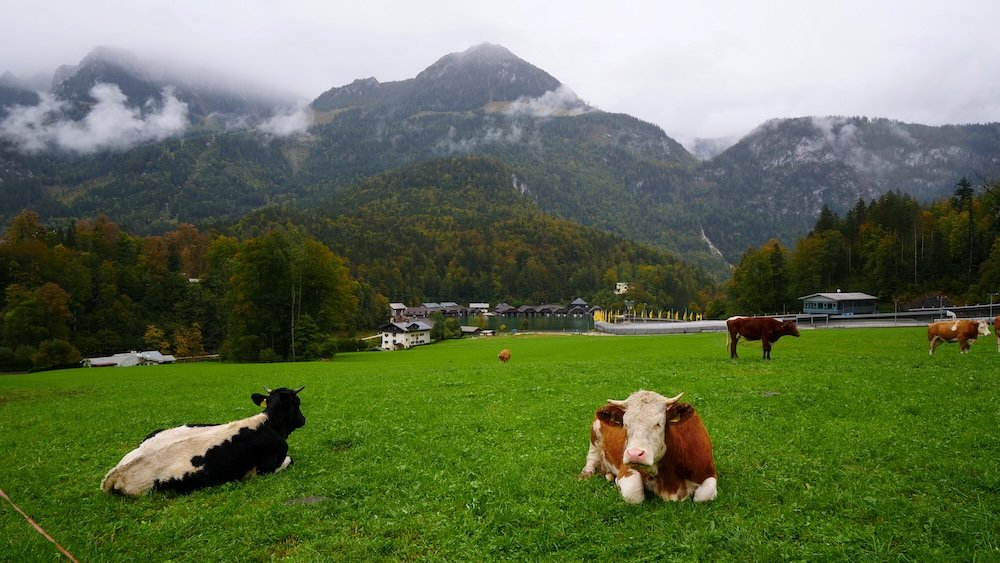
[{"left": 1, "top": 329, "right": 999, "bottom": 560}]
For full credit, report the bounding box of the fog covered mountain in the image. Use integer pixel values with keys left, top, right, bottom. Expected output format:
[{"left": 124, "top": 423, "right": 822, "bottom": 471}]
[
  {"left": 2, "top": 43, "right": 999, "bottom": 279},
  {"left": 696, "top": 116, "right": 1000, "bottom": 258}
]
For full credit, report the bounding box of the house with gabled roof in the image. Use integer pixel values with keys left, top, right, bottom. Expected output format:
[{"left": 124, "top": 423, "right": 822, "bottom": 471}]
[
  {"left": 568, "top": 298, "right": 590, "bottom": 316},
  {"left": 390, "top": 302, "right": 407, "bottom": 321},
  {"left": 379, "top": 321, "right": 433, "bottom": 350}
]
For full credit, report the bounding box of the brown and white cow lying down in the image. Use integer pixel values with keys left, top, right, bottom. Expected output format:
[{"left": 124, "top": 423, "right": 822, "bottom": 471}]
[
  {"left": 101, "top": 387, "right": 305, "bottom": 496},
  {"left": 927, "top": 320, "right": 990, "bottom": 355},
  {"left": 726, "top": 316, "right": 800, "bottom": 359},
  {"left": 579, "top": 390, "right": 717, "bottom": 504}
]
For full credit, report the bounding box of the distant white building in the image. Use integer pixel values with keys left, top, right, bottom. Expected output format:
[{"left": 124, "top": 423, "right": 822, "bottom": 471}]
[
  {"left": 379, "top": 321, "right": 433, "bottom": 350},
  {"left": 615, "top": 282, "right": 630, "bottom": 295},
  {"left": 469, "top": 302, "right": 490, "bottom": 314},
  {"left": 82, "top": 350, "right": 176, "bottom": 368}
]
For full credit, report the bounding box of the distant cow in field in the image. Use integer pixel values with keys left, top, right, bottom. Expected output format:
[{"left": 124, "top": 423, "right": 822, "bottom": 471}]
[
  {"left": 726, "top": 316, "right": 800, "bottom": 359},
  {"left": 927, "top": 320, "right": 990, "bottom": 355},
  {"left": 579, "top": 389, "right": 717, "bottom": 504},
  {"left": 995, "top": 316, "right": 1000, "bottom": 352},
  {"left": 101, "top": 386, "right": 305, "bottom": 496},
  {"left": 497, "top": 349, "right": 511, "bottom": 363}
]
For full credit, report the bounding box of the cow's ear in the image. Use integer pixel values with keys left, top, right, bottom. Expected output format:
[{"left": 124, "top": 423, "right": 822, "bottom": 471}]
[
  {"left": 251, "top": 393, "right": 268, "bottom": 408},
  {"left": 596, "top": 404, "right": 625, "bottom": 426},
  {"left": 665, "top": 403, "right": 695, "bottom": 424}
]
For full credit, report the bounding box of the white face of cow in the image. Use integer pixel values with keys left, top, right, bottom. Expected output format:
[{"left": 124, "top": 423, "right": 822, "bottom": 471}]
[
  {"left": 978, "top": 321, "right": 991, "bottom": 337},
  {"left": 612, "top": 390, "right": 683, "bottom": 474}
]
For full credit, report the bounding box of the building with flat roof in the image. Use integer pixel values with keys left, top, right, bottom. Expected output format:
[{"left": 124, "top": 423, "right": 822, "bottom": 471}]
[{"left": 799, "top": 292, "right": 877, "bottom": 315}]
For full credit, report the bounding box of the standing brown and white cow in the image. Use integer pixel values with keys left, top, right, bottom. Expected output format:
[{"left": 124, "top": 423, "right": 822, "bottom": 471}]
[
  {"left": 927, "top": 319, "right": 990, "bottom": 355},
  {"left": 726, "top": 316, "right": 800, "bottom": 359},
  {"left": 579, "top": 389, "right": 717, "bottom": 504},
  {"left": 497, "top": 349, "right": 511, "bottom": 363},
  {"left": 994, "top": 316, "right": 1000, "bottom": 352}
]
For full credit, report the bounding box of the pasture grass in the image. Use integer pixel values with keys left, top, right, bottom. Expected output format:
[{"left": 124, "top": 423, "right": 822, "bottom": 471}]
[{"left": 2, "top": 327, "right": 1000, "bottom": 561}]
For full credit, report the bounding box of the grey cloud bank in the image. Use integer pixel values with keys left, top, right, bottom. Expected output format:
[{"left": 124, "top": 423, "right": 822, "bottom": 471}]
[
  {"left": 1, "top": 0, "right": 998, "bottom": 148},
  {"left": 1, "top": 84, "right": 189, "bottom": 153}
]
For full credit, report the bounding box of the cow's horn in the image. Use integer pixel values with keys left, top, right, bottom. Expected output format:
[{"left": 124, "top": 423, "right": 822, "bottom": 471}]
[
  {"left": 263, "top": 386, "right": 272, "bottom": 393},
  {"left": 293, "top": 386, "right": 305, "bottom": 394},
  {"left": 606, "top": 398, "right": 627, "bottom": 407},
  {"left": 664, "top": 392, "right": 684, "bottom": 405}
]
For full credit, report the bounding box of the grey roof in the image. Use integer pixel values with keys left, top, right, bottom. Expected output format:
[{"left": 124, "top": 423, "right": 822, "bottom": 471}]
[
  {"left": 799, "top": 292, "right": 877, "bottom": 301},
  {"left": 83, "top": 350, "right": 176, "bottom": 367},
  {"left": 382, "top": 321, "right": 433, "bottom": 333}
]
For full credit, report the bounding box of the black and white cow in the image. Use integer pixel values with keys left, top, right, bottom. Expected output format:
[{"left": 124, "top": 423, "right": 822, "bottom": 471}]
[{"left": 101, "top": 386, "right": 305, "bottom": 496}]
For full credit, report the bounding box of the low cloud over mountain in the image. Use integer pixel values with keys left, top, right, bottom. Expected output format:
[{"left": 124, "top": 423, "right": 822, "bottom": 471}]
[{"left": 0, "top": 83, "right": 188, "bottom": 153}]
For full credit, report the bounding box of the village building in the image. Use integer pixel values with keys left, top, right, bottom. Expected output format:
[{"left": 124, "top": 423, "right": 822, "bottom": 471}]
[
  {"left": 799, "top": 292, "right": 878, "bottom": 315},
  {"left": 82, "top": 350, "right": 177, "bottom": 368},
  {"left": 379, "top": 321, "right": 433, "bottom": 350},
  {"left": 389, "top": 302, "right": 407, "bottom": 321}
]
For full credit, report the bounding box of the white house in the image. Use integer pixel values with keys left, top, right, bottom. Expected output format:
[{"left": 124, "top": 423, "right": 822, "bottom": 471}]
[
  {"left": 82, "top": 350, "right": 177, "bottom": 367},
  {"left": 615, "top": 282, "right": 630, "bottom": 295},
  {"left": 380, "top": 321, "right": 433, "bottom": 350}
]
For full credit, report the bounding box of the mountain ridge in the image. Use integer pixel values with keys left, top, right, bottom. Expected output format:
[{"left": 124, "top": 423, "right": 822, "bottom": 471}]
[{"left": 3, "top": 44, "right": 1000, "bottom": 280}]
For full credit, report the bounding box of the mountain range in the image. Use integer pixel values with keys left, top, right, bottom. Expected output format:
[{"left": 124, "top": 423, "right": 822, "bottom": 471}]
[{"left": 1, "top": 43, "right": 998, "bottom": 282}]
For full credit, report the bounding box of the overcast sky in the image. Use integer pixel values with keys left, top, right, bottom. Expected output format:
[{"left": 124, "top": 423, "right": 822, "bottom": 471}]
[{"left": 3, "top": 0, "right": 998, "bottom": 146}]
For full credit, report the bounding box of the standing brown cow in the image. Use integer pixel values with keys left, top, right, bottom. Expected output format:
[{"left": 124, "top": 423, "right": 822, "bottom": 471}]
[
  {"left": 927, "top": 319, "right": 990, "bottom": 355},
  {"left": 726, "top": 316, "right": 800, "bottom": 359},
  {"left": 497, "top": 349, "right": 511, "bottom": 363},
  {"left": 995, "top": 316, "right": 1000, "bottom": 352}
]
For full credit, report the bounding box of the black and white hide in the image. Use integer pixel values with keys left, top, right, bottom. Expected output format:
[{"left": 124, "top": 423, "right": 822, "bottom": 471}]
[{"left": 101, "top": 387, "right": 305, "bottom": 496}]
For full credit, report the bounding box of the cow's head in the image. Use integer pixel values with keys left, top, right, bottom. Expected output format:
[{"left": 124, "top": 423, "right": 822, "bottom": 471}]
[
  {"left": 251, "top": 386, "right": 306, "bottom": 435},
  {"left": 781, "top": 320, "right": 801, "bottom": 337},
  {"left": 977, "top": 320, "right": 991, "bottom": 337},
  {"left": 597, "top": 389, "right": 685, "bottom": 475}
]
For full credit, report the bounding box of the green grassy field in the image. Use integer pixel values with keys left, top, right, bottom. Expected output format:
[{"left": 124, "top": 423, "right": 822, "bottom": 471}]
[{"left": 2, "top": 328, "right": 999, "bottom": 561}]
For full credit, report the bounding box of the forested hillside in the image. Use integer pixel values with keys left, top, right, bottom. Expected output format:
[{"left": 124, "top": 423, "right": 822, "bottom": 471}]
[
  {"left": 724, "top": 177, "right": 1000, "bottom": 315},
  {"left": 234, "top": 156, "right": 717, "bottom": 309},
  {"left": 0, "top": 156, "right": 720, "bottom": 371}
]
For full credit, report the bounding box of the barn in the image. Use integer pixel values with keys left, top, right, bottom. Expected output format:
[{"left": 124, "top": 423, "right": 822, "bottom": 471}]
[{"left": 798, "top": 292, "right": 877, "bottom": 315}]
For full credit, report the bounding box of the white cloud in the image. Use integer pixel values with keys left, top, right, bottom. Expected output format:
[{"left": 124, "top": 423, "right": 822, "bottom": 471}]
[
  {"left": 257, "top": 105, "right": 313, "bottom": 137},
  {"left": 504, "top": 85, "right": 591, "bottom": 118},
  {"left": 0, "top": 83, "right": 188, "bottom": 154}
]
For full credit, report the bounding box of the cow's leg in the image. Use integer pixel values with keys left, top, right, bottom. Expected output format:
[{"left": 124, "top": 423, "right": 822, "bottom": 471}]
[
  {"left": 693, "top": 476, "right": 718, "bottom": 502},
  {"left": 579, "top": 425, "right": 604, "bottom": 479},
  {"left": 762, "top": 338, "right": 772, "bottom": 360},
  {"left": 616, "top": 468, "right": 645, "bottom": 504},
  {"left": 960, "top": 338, "right": 969, "bottom": 353},
  {"left": 275, "top": 456, "right": 293, "bottom": 472},
  {"left": 253, "top": 443, "right": 291, "bottom": 475},
  {"left": 729, "top": 333, "right": 740, "bottom": 359},
  {"left": 929, "top": 336, "right": 939, "bottom": 355}
]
